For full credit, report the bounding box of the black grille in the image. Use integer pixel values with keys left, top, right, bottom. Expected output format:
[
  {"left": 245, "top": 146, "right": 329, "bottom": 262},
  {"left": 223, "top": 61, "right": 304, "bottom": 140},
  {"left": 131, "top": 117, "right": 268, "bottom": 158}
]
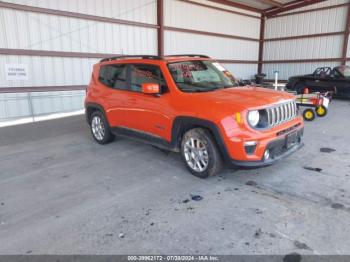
[{"left": 267, "top": 101, "right": 297, "bottom": 127}]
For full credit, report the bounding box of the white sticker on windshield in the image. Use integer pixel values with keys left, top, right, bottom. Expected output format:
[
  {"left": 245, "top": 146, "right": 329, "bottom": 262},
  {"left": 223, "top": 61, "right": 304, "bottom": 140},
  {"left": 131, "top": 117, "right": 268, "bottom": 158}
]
[
  {"left": 191, "top": 71, "right": 220, "bottom": 82},
  {"left": 212, "top": 62, "right": 226, "bottom": 71}
]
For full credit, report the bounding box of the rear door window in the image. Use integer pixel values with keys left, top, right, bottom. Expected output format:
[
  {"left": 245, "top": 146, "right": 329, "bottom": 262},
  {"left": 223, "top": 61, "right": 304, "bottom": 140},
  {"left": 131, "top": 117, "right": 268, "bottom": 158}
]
[
  {"left": 130, "top": 64, "right": 166, "bottom": 92},
  {"left": 99, "top": 64, "right": 128, "bottom": 90}
]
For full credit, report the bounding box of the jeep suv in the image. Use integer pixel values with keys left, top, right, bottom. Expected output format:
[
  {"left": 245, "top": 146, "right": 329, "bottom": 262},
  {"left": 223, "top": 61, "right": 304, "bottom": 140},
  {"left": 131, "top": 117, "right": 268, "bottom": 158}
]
[{"left": 85, "top": 55, "right": 304, "bottom": 178}]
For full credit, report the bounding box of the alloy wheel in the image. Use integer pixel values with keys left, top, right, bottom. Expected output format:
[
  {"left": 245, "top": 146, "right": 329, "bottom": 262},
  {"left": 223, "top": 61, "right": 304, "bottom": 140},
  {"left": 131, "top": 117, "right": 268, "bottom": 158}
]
[
  {"left": 183, "top": 137, "right": 209, "bottom": 172},
  {"left": 91, "top": 116, "right": 105, "bottom": 141}
]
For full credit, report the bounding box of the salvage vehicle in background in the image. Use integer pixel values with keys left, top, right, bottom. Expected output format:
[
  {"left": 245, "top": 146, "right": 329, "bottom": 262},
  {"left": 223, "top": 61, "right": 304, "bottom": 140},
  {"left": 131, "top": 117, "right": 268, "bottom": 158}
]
[
  {"left": 85, "top": 55, "right": 304, "bottom": 178},
  {"left": 286, "top": 65, "right": 350, "bottom": 98}
]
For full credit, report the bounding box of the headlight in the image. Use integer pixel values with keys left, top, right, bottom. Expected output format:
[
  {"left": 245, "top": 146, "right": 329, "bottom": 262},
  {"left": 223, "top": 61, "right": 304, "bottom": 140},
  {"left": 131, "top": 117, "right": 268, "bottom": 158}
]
[{"left": 247, "top": 110, "right": 260, "bottom": 127}]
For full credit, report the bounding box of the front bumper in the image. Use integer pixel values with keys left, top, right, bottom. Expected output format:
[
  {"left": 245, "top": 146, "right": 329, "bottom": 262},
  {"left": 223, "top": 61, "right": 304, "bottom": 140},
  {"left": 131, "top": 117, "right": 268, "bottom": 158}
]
[{"left": 230, "top": 128, "right": 304, "bottom": 167}]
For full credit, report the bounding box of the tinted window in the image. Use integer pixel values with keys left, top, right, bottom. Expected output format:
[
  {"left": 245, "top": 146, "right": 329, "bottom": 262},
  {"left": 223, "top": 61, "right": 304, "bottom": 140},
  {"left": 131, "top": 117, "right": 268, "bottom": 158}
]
[
  {"left": 336, "top": 66, "right": 350, "bottom": 78},
  {"left": 130, "top": 64, "right": 166, "bottom": 92},
  {"left": 99, "top": 64, "right": 127, "bottom": 90},
  {"left": 314, "top": 67, "right": 331, "bottom": 77},
  {"left": 167, "top": 60, "right": 237, "bottom": 93}
]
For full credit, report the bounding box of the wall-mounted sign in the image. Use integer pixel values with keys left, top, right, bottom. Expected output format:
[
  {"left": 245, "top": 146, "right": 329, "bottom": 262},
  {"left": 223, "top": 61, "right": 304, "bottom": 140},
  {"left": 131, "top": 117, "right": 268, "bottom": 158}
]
[{"left": 5, "top": 64, "right": 29, "bottom": 81}]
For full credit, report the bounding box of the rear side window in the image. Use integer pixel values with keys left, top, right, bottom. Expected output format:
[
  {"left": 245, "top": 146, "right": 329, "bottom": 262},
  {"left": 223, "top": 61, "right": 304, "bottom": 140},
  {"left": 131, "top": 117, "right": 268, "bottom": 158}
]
[
  {"left": 130, "top": 64, "right": 166, "bottom": 92},
  {"left": 99, "top": 64, "right": 127, "bottom": 90}
]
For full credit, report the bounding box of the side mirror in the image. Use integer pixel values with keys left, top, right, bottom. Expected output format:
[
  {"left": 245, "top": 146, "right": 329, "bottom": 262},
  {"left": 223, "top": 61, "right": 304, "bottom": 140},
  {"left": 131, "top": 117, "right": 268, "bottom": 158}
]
[{"left": 141, "top": 83, "right": 160, "bottom": 94}]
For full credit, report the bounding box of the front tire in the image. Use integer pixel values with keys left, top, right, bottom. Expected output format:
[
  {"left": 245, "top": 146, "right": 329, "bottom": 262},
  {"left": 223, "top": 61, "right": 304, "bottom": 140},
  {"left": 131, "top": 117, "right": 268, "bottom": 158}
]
[
  {"left": 181, "top": 128, "right": 223, "bottom": 178},
  {"left": 303, "top": 109, "right": 315, "bottom": 121},
  {"left": 90, "top": 111, "right": 115, "bottom": 144}
]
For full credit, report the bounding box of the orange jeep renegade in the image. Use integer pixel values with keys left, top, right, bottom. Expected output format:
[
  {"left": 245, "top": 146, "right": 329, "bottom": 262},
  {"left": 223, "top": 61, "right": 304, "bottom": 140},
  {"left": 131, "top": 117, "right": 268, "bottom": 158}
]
[{"left": 85, "top": 55, "right": 304, "bottom": 178}]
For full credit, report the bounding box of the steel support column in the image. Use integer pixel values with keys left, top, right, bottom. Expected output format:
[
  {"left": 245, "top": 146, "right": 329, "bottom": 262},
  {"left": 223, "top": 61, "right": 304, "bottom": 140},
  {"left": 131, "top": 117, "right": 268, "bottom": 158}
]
[
  {"left": 341, "top": 4, "right": 350, "bottom": 65},
  {"left": 258, "top": 14, "right": 266, "bottom": 74},
  {"left": 157, "top": 0, "right": 164, "bottom": 57}
]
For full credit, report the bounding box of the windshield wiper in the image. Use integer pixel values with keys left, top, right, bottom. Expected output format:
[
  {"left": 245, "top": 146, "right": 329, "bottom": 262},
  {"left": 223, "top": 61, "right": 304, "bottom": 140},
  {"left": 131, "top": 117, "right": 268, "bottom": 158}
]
[
  {"left": 180, "top": 87, "right": 222, "bottom": 92},
  {"left": 223, "top": 85, "right": 237, "bottom": 88}
]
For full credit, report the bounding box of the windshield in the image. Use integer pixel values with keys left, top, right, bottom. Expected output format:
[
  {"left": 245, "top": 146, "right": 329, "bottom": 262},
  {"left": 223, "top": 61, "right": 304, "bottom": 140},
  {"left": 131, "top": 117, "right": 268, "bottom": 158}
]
[
  {"left": 167, "top": 60, "right": 238, "bottom": 92},
  {"left": 336, "top": 65, "right": 350, "bottom": 78}
]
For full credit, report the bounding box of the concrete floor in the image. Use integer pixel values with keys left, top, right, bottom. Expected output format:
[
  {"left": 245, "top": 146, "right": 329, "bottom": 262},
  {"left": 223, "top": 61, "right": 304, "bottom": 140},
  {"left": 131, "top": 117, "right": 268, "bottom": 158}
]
[{"left": 0, "top": 100, "right": 350, "bottom": 255}]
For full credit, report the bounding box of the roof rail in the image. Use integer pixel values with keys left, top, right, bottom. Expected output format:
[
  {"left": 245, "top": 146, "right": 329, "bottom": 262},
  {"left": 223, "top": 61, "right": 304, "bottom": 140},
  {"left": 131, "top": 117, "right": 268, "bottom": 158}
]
[
  {"left": 100, "top": 54, "right": 211, "bottom": 63},
  {"left": 165, "top": 54, "right": 210, "bottom": 58},
  {"left": 100, "top": 55, "right": 162, "bottom": 62}
]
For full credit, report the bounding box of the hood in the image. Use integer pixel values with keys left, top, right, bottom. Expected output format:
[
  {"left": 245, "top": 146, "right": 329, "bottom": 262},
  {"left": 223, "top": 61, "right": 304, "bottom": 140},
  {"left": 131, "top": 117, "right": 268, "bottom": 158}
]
[
  {"left": 193, "top": 86, "right": 295, "bottom": 112},
  {"left": 289, "top": 74, "right": 313, "bottom": 80}
]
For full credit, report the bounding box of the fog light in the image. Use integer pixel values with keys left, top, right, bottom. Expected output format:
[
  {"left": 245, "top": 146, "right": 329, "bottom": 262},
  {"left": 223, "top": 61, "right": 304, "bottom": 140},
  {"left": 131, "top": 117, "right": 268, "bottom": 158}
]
[
  {"left": 264, "top": 149, "right": 270, "bottom": 160},
  {"left": 244, "top": 141, "right": 257, "bottom": 155}
]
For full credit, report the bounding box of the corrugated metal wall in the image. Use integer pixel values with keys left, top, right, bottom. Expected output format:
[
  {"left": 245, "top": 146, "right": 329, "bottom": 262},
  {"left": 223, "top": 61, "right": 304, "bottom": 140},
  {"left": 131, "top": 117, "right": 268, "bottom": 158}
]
[
  {"left": 264, "top": 36, "right": 344, "bottom": 61},
  {"left": 262, "top": 0, "right": 348, "bottom": 80},
  {"left": 0, "top": 0, "right": 261, "bottom": 122},
  {"left": 0, "top": 3, "right": 158, "bottom": 88},
  {"left": 2, "top": 0, "right": 157, "bottom": 24},
  {"left": 223, "top": 63, "right": 258, "bottom": 80},
  {"left": 164, "top": 0, "right": 260, "bottom": 38},
  {"left": 0, "top": 9, "right": 157, "bottom": 54},
  {"left": 0, "top": 0, "right": 262, "bottom": 85},
  {"left": 265, "top": 6, "right": 347, "bottom": 38},
  {"left": 0, "top": 90, "right": 85, "bottom": 121},
  {"left": 164, "top": 0, "right": 260, "bottom": 80},
  {"left": 0, "top": 0, "right": 158, "bottom": 121},
  {"left": 0, "top": 56, "right": 99, "bottom": 87}
]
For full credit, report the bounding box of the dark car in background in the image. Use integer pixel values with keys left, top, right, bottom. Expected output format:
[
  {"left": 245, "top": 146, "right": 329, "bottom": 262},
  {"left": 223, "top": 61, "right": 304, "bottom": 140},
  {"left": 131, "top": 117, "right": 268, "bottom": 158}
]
[{"left": 286, "top": 65, "right": 350, "bottom": 98}]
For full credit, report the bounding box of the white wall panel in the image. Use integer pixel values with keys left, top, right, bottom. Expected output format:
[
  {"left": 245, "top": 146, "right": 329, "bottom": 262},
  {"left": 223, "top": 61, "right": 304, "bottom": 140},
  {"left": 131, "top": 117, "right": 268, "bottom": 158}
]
[
  {"left": 164, "top": 0, "right": 260, "bottom": 38},
  {"left": 165, "top": 31, "right": 259, "bottom": 60},
  {"left": 2, "top": 0, "right": 157, "bottom": 24},
  {"left": 0, "top": 90, "right": 85, "bottom": 120},
  {"left": 0, "top": 93, "right": 29, "bottom": 119},
  {"left": 265, "top": 6, "right": 347, "bottom": 38},
  {"left": 223, "top": 63, "right": 258, "bottom": 80},
  {"left": 263, "top": 0, "right": 347, "bottom": 81},
  {"left": 264, "top": 35, "right": 343, "bottom": 60},
  {"left": 0, "top": 8, "right": 157, "bottom": 54},
  {"left": 31, "top": 90, "right": 85, "bottom": 115},
  {"left": 0, "top": 55, "right": 99, "bottom": 87},
  {"left": 262, "top": 62, "right": 340, "bottom": 80}
]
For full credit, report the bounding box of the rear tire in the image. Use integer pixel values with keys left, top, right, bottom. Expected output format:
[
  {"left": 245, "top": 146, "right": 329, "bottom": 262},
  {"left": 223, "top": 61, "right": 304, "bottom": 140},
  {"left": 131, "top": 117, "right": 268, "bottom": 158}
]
[
  {"left": 316, "top": 105, "right": 327, "bottom": 117},
  {"left": 90, "top": 111, "right": 115, "bottom": 144},
  {"left": 181, "top": 128, "right": 223, "bottom": 178}
]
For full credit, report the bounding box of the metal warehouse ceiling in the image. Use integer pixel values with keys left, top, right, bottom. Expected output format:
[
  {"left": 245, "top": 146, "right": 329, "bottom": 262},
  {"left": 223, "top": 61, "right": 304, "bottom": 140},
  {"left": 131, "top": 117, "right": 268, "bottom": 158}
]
[
  {"left": 229, "top": 0, "right": 292, "bottom": 10},
  {"left": 210, "top": 0, "right": 327, "bottom": 16}
]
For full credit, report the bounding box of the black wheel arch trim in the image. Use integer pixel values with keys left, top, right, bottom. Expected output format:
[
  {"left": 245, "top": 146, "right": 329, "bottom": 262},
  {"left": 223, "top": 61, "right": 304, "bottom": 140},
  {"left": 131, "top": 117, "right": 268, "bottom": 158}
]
[
  {"left": 85, "top": 102, "right": 107, "bottom": 124},
  {"left": 170, "top": 116, "right": 231, "bottom": 162}
]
